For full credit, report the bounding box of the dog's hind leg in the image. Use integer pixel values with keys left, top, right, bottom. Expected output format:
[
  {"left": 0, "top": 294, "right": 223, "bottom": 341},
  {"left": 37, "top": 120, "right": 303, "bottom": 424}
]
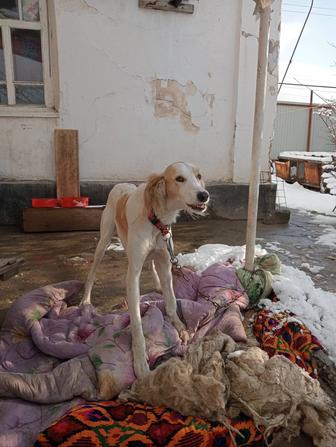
[
  {"left": 151, "top": 260, "right": 162, "bottom": 292},
  {"left": 80, "top": 205, "right": 115, "bottom": 305}
]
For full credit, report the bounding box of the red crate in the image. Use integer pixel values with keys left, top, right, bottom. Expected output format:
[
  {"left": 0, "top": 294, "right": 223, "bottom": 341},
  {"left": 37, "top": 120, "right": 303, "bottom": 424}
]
[
  {"left": 32, "top": 198, "right": 58, "bottom": 208},
  {"left": 59, "top": 197, "right": 89, "bottom": 208}
]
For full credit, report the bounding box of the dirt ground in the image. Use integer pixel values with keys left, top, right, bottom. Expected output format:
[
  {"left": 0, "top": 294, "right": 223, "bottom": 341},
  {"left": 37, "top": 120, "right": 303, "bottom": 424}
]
[
  {"left": 0, "top": 209, "right": 335, "bottom": 314},
  {"left": 1, "top": 209, "right": 335, "bottom": 446}
]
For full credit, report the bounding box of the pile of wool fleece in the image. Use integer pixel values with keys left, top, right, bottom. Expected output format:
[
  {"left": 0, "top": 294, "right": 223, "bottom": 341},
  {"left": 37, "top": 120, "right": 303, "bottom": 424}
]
[{"left": 122, "top": 332, "right": 336, "bottom": 446}]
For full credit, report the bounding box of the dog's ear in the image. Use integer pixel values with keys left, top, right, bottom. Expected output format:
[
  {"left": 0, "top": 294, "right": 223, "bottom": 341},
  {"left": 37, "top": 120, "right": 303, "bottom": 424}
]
[{"left": 144, "top": 174, "right": 166, "bottom": 214}]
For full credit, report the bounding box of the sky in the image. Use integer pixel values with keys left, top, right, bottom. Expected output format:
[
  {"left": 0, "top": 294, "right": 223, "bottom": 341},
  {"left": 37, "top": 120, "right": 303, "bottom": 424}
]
[{"left": 278, "top": 0, "right": 336, "bottom": 103}]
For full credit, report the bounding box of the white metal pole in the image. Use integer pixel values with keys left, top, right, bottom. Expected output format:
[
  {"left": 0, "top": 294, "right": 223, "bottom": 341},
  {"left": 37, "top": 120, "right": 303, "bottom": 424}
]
[{"left": 245, "top": 5, "right": 271, "bottom": 271}]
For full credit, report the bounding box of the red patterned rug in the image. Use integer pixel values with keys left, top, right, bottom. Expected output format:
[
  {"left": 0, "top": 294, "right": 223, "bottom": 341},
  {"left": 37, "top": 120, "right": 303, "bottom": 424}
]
[
  {"left": 35, "top": 400, "right": 264, "bottom": 447},
  {"left": 253, "top": 308, "right": 322, "bottom": 378}
]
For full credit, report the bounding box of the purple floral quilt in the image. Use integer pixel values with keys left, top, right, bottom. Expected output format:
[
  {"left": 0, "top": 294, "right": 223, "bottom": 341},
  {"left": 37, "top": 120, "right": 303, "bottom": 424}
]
[{"left": 0, "top": 263, "right": 248, "bottom": 446}]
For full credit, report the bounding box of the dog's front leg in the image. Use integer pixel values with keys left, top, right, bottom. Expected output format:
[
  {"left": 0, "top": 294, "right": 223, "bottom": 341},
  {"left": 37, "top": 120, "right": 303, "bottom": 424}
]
[
  {"left": 127, "top": 242, "right": 150, "bottom": 379},
  {"left": 154, "top": 250, "right": 189, "bottom": 343}
]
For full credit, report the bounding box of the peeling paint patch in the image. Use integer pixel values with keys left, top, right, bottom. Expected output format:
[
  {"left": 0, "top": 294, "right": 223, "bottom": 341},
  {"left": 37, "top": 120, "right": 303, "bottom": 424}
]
[
  {"left": 20, "top": 124, "right": 33, "bottom": 130},
  {"left": 139, "top": 0, "right": 194, "bottom": 14},
  {"left": 203, "top": 93, "right": 215, "bottom": 109},
  {"left": 241, "top": 31, "right": 257, "bottom": 39},
  {"left": 81, "top": 0, "right": 98, "bottom": 13},
  {"left": 62, "top": 0, "right": 98, "bottom": 14},
  {"left": 233, "top": 120, "right": 237, "bottom": 143},
  {"left": 269, "top": 85, "right": 277, "bottom": 96},
  {"left": 151, "top": 79, "right": 200, "bottom": 133},
  {"left": 268, "top": 39, "right": 280, "bottom": 75}
]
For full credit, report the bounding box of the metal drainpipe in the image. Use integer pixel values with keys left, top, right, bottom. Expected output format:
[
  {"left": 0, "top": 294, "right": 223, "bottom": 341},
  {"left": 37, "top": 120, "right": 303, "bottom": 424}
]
[{"left": 245, "top": 5, "right": 271, "bottom": 271}]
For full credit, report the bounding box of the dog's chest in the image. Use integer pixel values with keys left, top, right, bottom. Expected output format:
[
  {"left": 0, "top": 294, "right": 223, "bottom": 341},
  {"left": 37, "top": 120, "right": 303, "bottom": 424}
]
[{"left": 146, "top": 231, "right": 170, "bottom": 260}]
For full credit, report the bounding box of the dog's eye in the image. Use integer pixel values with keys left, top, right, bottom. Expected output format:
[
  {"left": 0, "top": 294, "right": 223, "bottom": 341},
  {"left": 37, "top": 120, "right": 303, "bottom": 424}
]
[
  {"left": 197, "top": 174, "right": 202, "bottom": 180},
  {"left": 176, "top": 176, "right": 185, "bottom": 183}
]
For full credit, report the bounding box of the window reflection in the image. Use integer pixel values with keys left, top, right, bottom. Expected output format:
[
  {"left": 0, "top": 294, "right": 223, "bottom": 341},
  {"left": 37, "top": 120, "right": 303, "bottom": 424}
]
[
  {"left": 11, "top": 29, "right": 43, "bottom": 82},
  {"left": 23, "top": 0, "right": 39, "bottom": 22},
  {"left": 0, "top": 85, "right": 7, "bottom": 104},
  {"left": 0, "top": 0, "right": 19, "bottom": 20},
  {"left": 15, "top": 84, "right": 44, "bottom": 104}
]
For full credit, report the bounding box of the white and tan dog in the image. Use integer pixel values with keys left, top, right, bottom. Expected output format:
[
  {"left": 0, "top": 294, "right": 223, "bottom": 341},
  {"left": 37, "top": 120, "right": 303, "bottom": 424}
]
[{"left": 81, "top": 162, "right": 210, "bottom": 378}]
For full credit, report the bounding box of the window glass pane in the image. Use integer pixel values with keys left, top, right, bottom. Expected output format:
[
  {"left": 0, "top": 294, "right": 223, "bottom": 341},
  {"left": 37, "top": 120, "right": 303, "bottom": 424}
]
[
  {"left": 0, "top": 84, "right": 7, "bottom": 104},
  {"left": 0, "top": 29, "right": 5, "bottom": 81},
  {"left": 11, "top": 29, "right": 43, "bottom": 82},
  {"left": 0, "top": 0, "right": 19, "bottom": 19},
  {"left": 15, "top": 84, "right": 44, "bottom": 104},
  {"left": 23, "top": 0, "right": 40, "bottom": 22}
]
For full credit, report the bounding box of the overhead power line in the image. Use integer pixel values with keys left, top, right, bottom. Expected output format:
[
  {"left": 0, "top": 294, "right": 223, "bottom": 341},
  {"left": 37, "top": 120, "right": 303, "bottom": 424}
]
[
  {"left": 283, "top": 10, "right": 336, "bottom": 17},
  {"left": 278, "top": 0, "right": 314, "bottom": 94},
  {"left": 283, "top": 2, "right": 336, "bottom": 11},
  {"left": 281, "top": 82, "right": 336, "bottom": 89}
]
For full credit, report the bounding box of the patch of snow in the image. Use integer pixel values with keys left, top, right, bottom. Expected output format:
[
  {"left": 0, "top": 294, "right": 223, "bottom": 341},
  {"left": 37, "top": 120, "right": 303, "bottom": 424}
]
[
  {"left": 286, "top": 315, "right": 305, "bottom": 325},
  {"left": 312, "top": 215, "right": 336, "bottom": 225},
  {"left": 309, "top": 265, "right": 325, "bottom": 274},
  {"left": 178, "top": 244, "right": 266, "bottom": 275},
  {"left": 324, "top": 172, "right": 336, "bottom": 194},
  {"left": 316, "top": 230, "right": 336, "bottom": 248},
  {"left": 265, "top": 241, "right": 290, "bottom": 255},
  {"left": 280, "top": 180, "right": 336, "bottom": 215},
  {"left": 107, "top": 239, "right": 125, "bottom": 252},
  {"left": 300, "top": 262, "right": 324, "bottom": 274},
  {"left": 323, "top": 164, "right": 335, "bottom": 171},
  {"left": 279, "top": 151, "right": 335, "bottom": 163},
  {"left": 261, "top": 264, "right": 336, "bottom": 364}
]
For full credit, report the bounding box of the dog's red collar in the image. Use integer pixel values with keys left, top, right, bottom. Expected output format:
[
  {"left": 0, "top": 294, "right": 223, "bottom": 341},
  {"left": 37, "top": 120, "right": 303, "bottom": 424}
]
[
  {"left": 148, "top": 210, "right": 181, "bottom": 268},
  {"left": 148, "top": 210, "right": 171, "bottom": 240}
]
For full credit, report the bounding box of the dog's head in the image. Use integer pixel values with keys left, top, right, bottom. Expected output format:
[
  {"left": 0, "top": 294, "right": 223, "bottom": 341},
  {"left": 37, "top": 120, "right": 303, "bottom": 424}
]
[{"left": 144, "top": 162, "right": 210, "bottom": 216}]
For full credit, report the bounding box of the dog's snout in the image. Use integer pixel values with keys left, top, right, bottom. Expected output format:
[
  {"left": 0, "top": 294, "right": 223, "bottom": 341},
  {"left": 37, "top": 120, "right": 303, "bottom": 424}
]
[{"left": 197, "top": 190, "right": 209, "bottom": 203}]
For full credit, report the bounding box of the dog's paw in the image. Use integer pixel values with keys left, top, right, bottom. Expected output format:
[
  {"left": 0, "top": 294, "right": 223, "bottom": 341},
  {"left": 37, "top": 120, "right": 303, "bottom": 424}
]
[
  {"left": 79, "top": 296, "right": 91, "bottom": 306},
  {"left": 179, "top": 329, "right": 190, "bottom": 345},
  {"left": 171, "top": 317, "right": 189, "bottom": 344},
  {"left": 134, "top": 358, "right": 150, "bottom": 379}
]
